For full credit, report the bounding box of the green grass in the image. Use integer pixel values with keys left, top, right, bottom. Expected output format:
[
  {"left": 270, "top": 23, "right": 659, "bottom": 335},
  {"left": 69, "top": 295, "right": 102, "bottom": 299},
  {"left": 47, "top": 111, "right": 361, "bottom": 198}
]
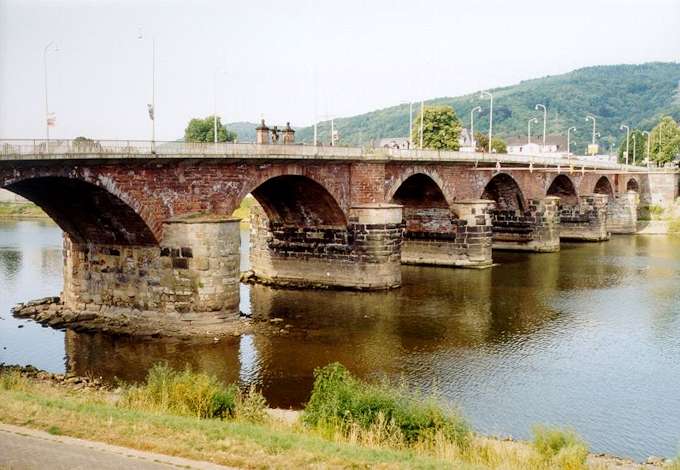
[
  {"left": 531, "top": 425, "right": 588, "bottom": 470},
  {"left": 120, "top": 363, "right": 239, "bottom": 419},
  {"left": 0, "top": 202, "right": 47, "bottom": 218},
  {"left": 303, "top": 363, "right": 471, "bottom": 449},
  {"left": 231, "top": 194, "right": 255, "bottom": 225}
]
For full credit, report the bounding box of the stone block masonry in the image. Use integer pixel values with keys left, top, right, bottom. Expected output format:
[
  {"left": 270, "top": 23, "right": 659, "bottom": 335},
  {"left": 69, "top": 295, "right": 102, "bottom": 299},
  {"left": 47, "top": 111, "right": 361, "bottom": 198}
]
[
  {"left": 559, "top": 194, "right": 610, "bottom": 241},
  {"left": 607, "top": 191, "right": 639, "bottom": 234},
  {"left": 491, "top": 197, "right": 560, "bottom": 252},
  {"left": 401, "top": 200, "right": 494, "bottom": 268},
  {"left": 62, "top": 215, "right": 242, "bottom": 334},
  {"left": 249, "top": 203, "right": 403, "bottom": 289}
]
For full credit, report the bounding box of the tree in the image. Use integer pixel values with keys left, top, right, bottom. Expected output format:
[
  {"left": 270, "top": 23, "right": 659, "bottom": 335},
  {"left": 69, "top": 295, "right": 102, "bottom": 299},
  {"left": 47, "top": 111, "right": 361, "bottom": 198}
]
[
  {"left": 490, "top": 137, "right": 507, "bottom": 154},
  {"left": 184, "top": 116, "right": 237, "bottom": 143},
  {"left": 617, "top": 129, "right": 647, "bottom": 164},
  {"left": 410, "top": 105, "right": 462, "bottom": 150},
  {"left": 474, "top": 132, "right": 488, "bottom": 152},
  {"left": 649, "top": 116, "right": 680, "bottom": 164}
]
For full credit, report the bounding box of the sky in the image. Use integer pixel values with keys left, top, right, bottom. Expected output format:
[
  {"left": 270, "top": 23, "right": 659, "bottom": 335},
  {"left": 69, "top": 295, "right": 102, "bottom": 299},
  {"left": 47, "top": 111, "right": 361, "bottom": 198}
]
[{"left": 1, "top": 0, "right": 679, "bottom": 141}]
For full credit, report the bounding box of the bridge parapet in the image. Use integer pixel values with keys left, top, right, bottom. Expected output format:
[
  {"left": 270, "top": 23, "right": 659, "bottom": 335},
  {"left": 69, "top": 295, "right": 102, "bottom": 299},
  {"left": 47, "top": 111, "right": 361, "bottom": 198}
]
[{"left": 0, "top": 139, "right": 649, "bottom": 172}]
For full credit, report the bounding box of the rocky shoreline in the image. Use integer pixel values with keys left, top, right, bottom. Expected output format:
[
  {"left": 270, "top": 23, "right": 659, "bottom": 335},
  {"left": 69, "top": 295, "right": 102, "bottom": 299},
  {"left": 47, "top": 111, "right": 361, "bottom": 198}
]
[{"left": 11, "top": 296, "right": 299, "bottom": 339}]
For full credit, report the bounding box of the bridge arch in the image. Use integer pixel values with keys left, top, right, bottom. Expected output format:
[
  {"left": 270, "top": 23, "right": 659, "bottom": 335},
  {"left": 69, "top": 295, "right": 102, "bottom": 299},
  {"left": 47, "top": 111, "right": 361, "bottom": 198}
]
[
  {"left": 626, "top": 178, "right": 640, "bottom": 192},
  {"left": 594, "top": 176, "right": 614, "bottom": 196},
  {"left": 389, "top": 172, "right": 454, "bottom": 234},
  {"left": 2, "top": 176, "right": 157, "bottom": 245},
  {"left": 386, "top": 168, "right": 451, "bottom": 207},
  {"left": 246, "top": 174, "right": 347, "bottom": 227},
  {"left": 481, "top": 173, "right": 526, "bottom": 212},
  {"left": 547, "top": 174, "right": 578, "bottom": 205}
]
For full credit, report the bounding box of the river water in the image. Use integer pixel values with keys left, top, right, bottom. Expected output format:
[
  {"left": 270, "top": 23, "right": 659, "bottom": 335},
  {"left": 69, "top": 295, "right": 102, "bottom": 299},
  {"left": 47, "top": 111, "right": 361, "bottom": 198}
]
[{"left": 1, "top": 218, "right": 679, "bottom": 460}]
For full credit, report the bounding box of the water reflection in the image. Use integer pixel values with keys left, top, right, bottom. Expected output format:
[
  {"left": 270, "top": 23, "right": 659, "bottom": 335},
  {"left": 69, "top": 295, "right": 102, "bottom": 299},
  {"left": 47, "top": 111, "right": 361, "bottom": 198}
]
[{"left": 2, "top": 219, "right": 680, "bottom": 460}]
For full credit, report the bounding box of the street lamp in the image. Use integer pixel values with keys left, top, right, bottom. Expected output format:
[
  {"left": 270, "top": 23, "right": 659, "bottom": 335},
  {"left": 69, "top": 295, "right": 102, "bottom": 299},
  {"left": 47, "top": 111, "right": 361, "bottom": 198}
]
[
  {"left": 535, "top": 104, "right": 547, "bottom": 150},
  {"left": 409, "top": 103, "right": 413, "bottom": 148},
  {"left": 620, "top": 124, "right": 630, "bottom": 165},
  {"left": 470, "top": 106, "right": 481, "bottom": 151},
  {"left": 527, "top": 117, "right": 538, "bottom": 145},
  {"left": 43, "top": 41, "right": 59, "bottom": 142},
  {"left": 480, "top": 91, "right": 493, "bottom": 152},
  {"left": 642, "top": 130, "right": 651, "bottom": 166},
  {"left": 419, "top": 100, "right": 424, "bottom": 149},
  {"left": 567, "top": 127, "right": 576, "bottom": 155},
  {"left": 632, "top": 133, "right": 637, "bottom": 165},
  {"left": 213, "top": 69, "right": 226, "bottom": 143},
  {"left": 585, "top": 115, "right": 597, "bottom": 145},
  {"left": 138, "top": 29, "right": 156, "bottom": 143}
]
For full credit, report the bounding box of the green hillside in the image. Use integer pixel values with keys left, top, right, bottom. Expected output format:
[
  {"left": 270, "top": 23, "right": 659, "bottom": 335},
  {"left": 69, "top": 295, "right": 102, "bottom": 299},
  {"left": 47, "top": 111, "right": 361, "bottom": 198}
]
[{"left": 230, "top": 63, "right": 680, "bottom": 154}]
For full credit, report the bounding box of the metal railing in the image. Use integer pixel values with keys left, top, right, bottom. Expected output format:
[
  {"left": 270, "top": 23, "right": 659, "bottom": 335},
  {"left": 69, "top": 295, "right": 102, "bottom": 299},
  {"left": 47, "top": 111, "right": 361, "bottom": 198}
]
[{"left": 0, "top": 138, "right": 659, "bottom": 172}]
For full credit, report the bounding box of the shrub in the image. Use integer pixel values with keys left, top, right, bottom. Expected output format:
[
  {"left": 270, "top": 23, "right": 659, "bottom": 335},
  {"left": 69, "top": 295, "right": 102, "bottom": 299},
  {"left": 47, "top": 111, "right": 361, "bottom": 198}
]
[
  {"left": 235, "top": 385, "right": 268, "bottom": 423},
  {"left": 0, "top": 369, "right": 28, "bottom": 391},
  {"left": 302, "top": 363, "right": 470, "bottom": 448},
  {"left": 120, "top": 363, "right": 237, "bottom": 419},
  {"left": 532, "top": 425, "right": 588, "bottom": 469}
]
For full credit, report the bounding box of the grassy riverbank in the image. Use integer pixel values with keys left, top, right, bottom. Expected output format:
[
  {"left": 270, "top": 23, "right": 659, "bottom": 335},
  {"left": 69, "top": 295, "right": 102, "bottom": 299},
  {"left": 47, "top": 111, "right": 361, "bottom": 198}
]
[
  {"left": 0, "top": 202, "right": 47, "bottom": 218},
  {"left": 0, "top": 364, "right": 675, "bottom": 469}
]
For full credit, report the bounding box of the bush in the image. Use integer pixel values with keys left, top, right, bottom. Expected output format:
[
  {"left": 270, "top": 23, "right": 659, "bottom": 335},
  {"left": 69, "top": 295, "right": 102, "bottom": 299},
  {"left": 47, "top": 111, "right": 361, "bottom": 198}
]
[
  {"left": 0, "top": 369, "right": 28, "bottom": 391},
  {"left": 532, "top": 425, "right": 588, "bottom": 469},
  {"left": 235, "top": 385, "right": 268, "bottom": 423},
  {"left": 302, "top": 363, "right": 470, "bottom": 448},
  {"left": 120, "top": 363, "right": 237, "bottom": 419}
]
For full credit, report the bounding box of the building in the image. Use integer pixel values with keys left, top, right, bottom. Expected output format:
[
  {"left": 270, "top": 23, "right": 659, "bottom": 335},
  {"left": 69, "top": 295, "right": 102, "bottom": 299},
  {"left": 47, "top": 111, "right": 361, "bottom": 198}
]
[
  {"left": 376, "top": 137, "right": 410, "bottom": 149},
  {"left": 506, "top": 134, "right": 568, "bottom": 156}
]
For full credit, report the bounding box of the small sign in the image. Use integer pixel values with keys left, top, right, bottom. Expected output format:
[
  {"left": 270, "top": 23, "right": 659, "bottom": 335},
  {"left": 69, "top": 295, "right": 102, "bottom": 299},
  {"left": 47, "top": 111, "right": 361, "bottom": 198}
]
[
  {"left": 47, "top": 113, "right": 56, "bottom": 127},
  {"left": 587, "top": 144, "right": 599, "bottom": 155}
]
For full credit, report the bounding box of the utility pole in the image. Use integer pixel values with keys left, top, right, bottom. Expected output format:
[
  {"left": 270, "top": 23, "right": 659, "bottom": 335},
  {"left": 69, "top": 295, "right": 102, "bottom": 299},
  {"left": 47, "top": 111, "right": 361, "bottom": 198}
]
[
  {"left": 480, "top": 91, "right": 493, "bottom": 152},
  {"left": 642, "top": 130, "right": 651, "bottom": 167},
  {"left": 409, "top": 102, "right": 413, "bottom": 148},
  {"left": 527, "top": 117, "right": 538, "bottom": 145},
  {"left": 43, "top": 41, "right": 59, "bottom": 142},
  {"left": 470, "top": 106, "right": 481, "bottom": 151},
  {"left": 419, "top": 100, "right": 424, "bottom": 149},
  {"left": 586, "top": 115, "right": 596, "bottom": 145},
  {"left": 632, "top": 133, "right": 637, "bottom": 165},
  {"left": 620, "top": 124, "right": 630, "bottom": 165},
  {"left": 535, "top": 104, "right": 547, "bottom": 150},
  {"left": 567, "top": 127, "right": 576, "bottom": 155}
]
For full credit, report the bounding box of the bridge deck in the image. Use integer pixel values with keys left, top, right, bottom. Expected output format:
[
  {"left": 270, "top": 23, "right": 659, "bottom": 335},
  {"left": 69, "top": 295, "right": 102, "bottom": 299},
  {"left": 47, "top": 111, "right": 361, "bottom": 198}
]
[{"left": 0, "top": 139, "right": 657, "bottom": 173}]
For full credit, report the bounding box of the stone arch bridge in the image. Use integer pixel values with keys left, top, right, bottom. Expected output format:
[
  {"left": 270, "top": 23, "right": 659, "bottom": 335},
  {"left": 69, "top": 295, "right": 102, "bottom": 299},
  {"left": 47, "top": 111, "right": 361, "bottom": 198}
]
[{"left": 2, "top": 140, "right": 674, "bottom": 334}]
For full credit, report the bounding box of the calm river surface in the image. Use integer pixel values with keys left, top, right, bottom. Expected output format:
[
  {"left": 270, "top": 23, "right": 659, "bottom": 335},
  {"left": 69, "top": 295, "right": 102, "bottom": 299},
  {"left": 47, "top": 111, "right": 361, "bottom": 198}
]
[{"left": 1, "top": 219, "right": 680, "bottom": 460}]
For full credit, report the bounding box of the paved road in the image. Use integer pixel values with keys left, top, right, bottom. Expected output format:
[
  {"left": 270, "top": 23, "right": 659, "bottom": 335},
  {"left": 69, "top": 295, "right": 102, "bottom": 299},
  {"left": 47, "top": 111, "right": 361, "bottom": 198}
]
[{"left": 0, "top": 423, "right": 236, "bottom": 470}]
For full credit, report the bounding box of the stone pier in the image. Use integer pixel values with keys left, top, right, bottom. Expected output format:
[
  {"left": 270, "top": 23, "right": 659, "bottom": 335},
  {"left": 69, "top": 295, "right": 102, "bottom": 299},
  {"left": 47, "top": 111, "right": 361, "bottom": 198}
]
[
  {"left": 401, "top": 200, "right": 494, "bottom": 268},
  {"left": 559, "top": 194, "right": 610, "bottom": 241},
  {"left": 62, "top": 215, "right": 242, "bottom": 332},
  {"left": 249, "top": 203, "right": 403, "bottom": 289},
  {"left": 490, "top": 196, "right": 561, "bottom": 252},
  {"left": 607, "top": 191, "right": 639, "bottom": 234}
]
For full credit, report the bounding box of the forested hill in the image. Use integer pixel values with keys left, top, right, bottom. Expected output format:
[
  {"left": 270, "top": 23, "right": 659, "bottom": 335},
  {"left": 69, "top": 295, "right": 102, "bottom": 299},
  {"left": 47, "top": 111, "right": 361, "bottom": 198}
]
[{"left": 230, "top": 63, "right": 680, "bottom": 153}]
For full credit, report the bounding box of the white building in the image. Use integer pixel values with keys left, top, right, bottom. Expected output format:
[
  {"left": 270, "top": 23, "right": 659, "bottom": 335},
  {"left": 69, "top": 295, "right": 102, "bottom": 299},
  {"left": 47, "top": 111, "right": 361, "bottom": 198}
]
[{"left": 506, "top": 134, "right": 568, "bottom": 156}]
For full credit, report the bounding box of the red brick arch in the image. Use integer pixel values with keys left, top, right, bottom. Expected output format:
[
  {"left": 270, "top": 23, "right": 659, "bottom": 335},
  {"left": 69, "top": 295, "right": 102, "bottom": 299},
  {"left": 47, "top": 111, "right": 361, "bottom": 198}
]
[
  {"left": 2, "top": 175, "right": 158, "bottom": 245},
  {"left": 385, "top": 167, "right": 453, "bottom": 209},
  {"left": 547, "top": 174, "right": 578, "bottom": 205},
  {"left": 594, "top": 176, "right": 614, "bottom": 196},
  {"left": 481, "top": 173, "right": 527, "bottom": 212}
]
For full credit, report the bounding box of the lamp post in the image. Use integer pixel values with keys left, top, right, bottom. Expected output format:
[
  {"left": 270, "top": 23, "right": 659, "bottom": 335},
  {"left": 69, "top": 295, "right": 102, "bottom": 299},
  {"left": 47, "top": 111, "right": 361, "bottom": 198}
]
[
  {"left": 527, "top": 117, "right": 538, "bottom": 145},
  {"left": 409, "top": 102, "right": 413, "bottom": 148},
  {"left": 567, "top": 127, "right": 576, "bottom": 155},
  {"left": 470, "top": 106, "right": 481, "bottom": 151},
  {"left": 43, "top": 41, "right": 59, "bottom": 142},
  {"left": 480, "top": 91, "right": 493, "bottom": 152},
  {"left": 138, "top": 30, "right": 156, "bottom": 144},
  {"left": 419, "top": 100, "right": 424, "bottom": 149},
  {"left": 585, "top": 115, "right": 596, "bottom": 145},
  {"left": 535, "top": 103, "right": 546, "bottom": 150},
  {"left": 632, "top": 133, "right": 637, "bottom": 165},
  {"left": 642, "top": 130, "right": 651, "bottom": 166},
  {"left": 213, "top": 69, "right": 226, "bottom": 143},
  {"left": 620, "top": 124, "right": 630, "bottom": 165}
]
